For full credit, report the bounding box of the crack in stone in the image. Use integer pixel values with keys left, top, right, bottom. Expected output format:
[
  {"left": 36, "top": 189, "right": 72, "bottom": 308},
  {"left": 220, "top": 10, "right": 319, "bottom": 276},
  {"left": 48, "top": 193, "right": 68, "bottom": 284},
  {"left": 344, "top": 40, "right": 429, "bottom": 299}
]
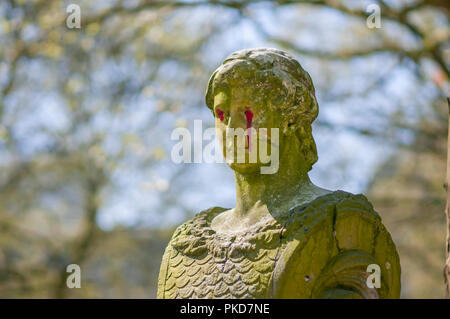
[{"left": 332, "top": 205, "right": 342, "bottom": 252}]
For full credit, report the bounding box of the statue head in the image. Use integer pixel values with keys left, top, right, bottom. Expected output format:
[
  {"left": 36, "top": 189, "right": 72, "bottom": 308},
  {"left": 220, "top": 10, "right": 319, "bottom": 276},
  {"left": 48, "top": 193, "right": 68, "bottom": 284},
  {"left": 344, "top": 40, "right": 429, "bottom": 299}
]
[{"left": 205, "top": 48, "right": 319, "bottom": 174}]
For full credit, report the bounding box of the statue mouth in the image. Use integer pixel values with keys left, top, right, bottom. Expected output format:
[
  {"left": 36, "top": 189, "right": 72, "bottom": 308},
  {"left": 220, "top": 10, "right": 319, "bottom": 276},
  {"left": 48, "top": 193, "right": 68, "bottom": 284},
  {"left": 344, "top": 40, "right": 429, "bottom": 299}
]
[{"left": 225, "top": 137, "right": 277, "bottom": 155}]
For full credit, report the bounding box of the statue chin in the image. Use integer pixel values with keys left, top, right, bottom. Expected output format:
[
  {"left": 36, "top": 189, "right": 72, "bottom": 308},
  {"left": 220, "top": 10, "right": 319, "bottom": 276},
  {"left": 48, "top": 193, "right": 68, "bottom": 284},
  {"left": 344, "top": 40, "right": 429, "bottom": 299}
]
[
  {"left": 222, "top": 147, "right": 268, "bottom": 174},
  {"left": 226, "top": 160, "right": 264, "bottom": 174}
]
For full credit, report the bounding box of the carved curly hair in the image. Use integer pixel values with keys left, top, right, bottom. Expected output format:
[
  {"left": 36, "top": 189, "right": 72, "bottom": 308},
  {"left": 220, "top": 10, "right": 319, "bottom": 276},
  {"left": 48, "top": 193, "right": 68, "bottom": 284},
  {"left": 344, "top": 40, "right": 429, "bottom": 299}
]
[{"left": 205, "top": 48, "right": 319, "bottom": 171}]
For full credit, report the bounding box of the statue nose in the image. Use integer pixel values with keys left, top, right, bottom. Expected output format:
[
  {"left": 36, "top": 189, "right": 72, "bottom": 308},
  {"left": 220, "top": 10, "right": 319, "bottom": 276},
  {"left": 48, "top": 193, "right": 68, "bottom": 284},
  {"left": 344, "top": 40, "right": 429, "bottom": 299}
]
[{"left": 227, "top": 109, "right": 246, "bottom": 129}]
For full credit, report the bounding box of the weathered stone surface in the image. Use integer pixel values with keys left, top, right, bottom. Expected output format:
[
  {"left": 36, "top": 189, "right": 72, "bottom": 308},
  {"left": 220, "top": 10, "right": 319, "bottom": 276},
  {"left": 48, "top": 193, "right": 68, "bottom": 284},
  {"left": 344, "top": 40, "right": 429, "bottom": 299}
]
[
  {"left": 158, "top": 191, "right": 400, "bottom": 298},
  {"left": 157, "top": 48, "right": 401, "bottom": 299}
]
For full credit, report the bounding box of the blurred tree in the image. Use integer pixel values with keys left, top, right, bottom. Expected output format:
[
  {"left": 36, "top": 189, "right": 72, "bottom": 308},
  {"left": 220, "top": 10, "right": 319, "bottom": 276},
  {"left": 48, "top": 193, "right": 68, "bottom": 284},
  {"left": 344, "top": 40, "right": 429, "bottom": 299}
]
[{"left": 0, "top": 0, "right": 448, "bottom": 298}]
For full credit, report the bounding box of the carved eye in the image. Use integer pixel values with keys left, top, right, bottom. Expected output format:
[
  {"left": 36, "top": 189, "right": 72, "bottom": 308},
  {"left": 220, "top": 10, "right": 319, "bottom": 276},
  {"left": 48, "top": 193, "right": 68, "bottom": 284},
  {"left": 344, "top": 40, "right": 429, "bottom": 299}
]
[{"left": 216, "top": 108, "right": 224, "bottom": 121}]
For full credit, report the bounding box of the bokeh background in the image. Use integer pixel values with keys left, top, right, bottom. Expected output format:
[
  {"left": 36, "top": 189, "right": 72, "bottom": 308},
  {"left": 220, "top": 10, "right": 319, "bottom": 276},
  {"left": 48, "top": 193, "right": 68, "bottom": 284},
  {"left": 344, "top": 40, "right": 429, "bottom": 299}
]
[{"left": 0, "top": 0, "right": 449, "bottom": 298}]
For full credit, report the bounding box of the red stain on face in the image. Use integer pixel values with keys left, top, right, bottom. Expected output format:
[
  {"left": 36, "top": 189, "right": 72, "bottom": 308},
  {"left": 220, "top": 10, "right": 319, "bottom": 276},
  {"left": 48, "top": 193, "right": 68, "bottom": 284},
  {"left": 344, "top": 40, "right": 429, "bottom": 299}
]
[
  {"left": 216, "top": 108, "right": 224, "bottom": 121},
  {"left": 245, "top": 109, "right": 253, "bottom": 150},
  {"left": 245, "top": 109, "right": 253, "bottom": 128}
]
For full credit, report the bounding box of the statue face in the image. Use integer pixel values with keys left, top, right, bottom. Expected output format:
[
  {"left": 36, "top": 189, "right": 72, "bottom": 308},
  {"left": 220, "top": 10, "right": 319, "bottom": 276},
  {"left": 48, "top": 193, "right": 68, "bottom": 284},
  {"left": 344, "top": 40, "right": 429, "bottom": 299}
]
[
  {"left": 213, "top": 82, "right": 282, "bottom": 174},
  {"left": 207, "top": 49, "right": 320, "bottom": 174}
]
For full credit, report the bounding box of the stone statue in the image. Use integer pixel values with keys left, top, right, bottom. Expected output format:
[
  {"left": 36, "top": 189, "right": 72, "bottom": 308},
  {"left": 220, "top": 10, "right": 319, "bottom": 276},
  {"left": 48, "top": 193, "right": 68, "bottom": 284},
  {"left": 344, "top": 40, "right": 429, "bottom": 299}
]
[{"left": 157, "top": 48, "right": 401, "bottom": 299}]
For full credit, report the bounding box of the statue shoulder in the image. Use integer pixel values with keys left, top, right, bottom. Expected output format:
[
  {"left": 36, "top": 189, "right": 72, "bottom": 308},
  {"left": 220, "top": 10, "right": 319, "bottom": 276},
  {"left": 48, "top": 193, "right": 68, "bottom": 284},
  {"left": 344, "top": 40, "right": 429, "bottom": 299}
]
[
  {"left": 157, "top": 206, "right": 227, "bottom": 299},
  {"left": 167, "top": 206, "right": 227, "bottom": 250},
  {"left": 332, "top": 191, "right": 381, "bottom": 252},
  {"left": 285, "top": 190, "right": 381, "bottom": 239},
  {"left": 281, "top": 190, "right": 377, "bottom": 239},
  {"left": 273, "top": 190, "right": 400, "bottom": 299}
]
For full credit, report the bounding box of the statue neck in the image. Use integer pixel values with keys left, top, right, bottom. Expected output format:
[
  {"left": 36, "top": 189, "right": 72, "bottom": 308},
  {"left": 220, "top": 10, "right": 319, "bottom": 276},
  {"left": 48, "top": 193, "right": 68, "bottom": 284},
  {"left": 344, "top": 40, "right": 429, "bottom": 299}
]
[{"left": 234, "top": 172, "right": 313, "bottom": 218}]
